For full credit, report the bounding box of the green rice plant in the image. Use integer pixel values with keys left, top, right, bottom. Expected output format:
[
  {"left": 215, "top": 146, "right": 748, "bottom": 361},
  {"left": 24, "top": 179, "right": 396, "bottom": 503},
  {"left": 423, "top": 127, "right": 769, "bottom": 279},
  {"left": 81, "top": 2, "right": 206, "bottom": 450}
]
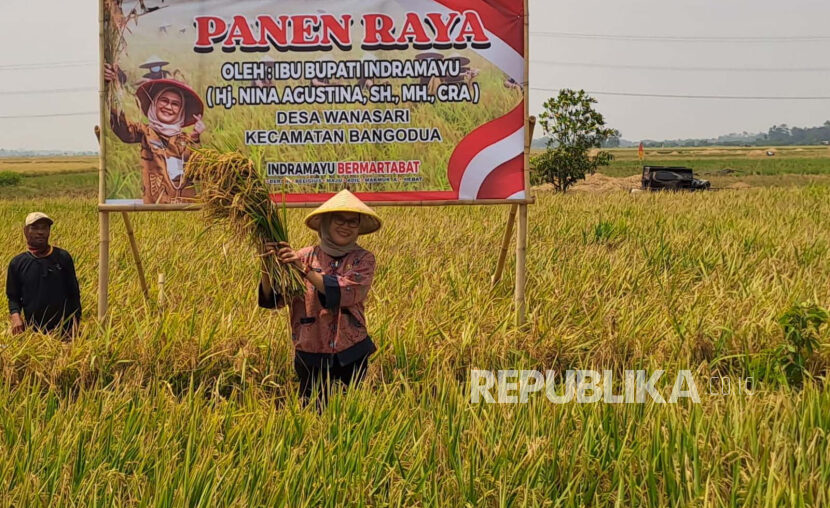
[
  {"left": 583, "top": 219, "right": 627, "bottom": 246},
  {"left": 774, "top": 302, "right": 829, "bottom": 386}
]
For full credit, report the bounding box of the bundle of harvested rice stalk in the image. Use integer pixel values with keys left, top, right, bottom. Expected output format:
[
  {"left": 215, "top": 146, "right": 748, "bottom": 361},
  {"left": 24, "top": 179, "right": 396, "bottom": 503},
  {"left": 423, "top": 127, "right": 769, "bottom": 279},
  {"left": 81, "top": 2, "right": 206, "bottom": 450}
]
[
  {"left": 103, "top": 0, "right": 129, "bottom": 109},
  {"left": 186, "top": 148, "right": 306, "bottom": 299}
]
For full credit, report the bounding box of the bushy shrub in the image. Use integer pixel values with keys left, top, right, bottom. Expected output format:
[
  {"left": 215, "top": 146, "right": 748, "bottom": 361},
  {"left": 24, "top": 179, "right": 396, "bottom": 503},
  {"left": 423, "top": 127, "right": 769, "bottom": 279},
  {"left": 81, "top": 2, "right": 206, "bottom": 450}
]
[{"left": 0, "top": 171, "right": 22, "bottom": 187}]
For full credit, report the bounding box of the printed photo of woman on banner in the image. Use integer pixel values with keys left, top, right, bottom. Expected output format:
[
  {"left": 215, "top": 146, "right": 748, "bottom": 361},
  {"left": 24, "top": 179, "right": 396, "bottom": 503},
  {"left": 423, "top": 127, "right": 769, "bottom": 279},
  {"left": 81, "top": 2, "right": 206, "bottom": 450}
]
[{"left": 104, "top": 63, "right": 205, "bottom": 204}]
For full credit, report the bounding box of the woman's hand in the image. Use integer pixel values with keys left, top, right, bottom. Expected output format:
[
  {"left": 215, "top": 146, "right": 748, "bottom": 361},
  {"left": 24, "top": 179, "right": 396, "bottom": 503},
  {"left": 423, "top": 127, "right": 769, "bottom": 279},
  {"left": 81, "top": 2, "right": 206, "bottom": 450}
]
[
  {"left": 262, "top": 241, "right": 303, "bottom": 269},
  {"left": 104, "top": 63, "right": 119, "bottom": 84},
  {"left": 193, "top": 114, "right": 205, "bottom": 135},
  {"left": 275, "top": 241, "right": 305, "bottom": 271},
  {"left": 262, "top": 241, "right": 279, "bottom": 258}
]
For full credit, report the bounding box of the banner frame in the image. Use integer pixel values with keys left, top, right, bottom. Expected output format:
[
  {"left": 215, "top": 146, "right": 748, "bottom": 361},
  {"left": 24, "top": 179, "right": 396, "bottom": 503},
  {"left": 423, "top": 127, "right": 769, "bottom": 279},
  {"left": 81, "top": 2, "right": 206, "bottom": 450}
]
[
  {"left": 97, "top": 0, "right": 533, "bottom": 326},
  {"left": 97, "top": 197, "right": 534, "bottom": 213}
]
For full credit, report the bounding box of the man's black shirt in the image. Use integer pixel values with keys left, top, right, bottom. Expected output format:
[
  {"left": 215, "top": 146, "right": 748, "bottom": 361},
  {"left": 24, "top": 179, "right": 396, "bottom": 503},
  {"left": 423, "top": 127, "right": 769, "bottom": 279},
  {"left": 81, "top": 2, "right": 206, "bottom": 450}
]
[{"left": 6, "top": 247, "right": 81, "bottom": 333}]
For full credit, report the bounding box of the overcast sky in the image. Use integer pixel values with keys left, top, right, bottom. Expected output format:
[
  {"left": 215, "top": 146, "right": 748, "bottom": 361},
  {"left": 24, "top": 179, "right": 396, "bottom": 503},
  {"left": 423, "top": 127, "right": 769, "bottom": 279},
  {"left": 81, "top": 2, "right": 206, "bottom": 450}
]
[{"left": 1, "top": 0, "right": 829, "bottom": 151}]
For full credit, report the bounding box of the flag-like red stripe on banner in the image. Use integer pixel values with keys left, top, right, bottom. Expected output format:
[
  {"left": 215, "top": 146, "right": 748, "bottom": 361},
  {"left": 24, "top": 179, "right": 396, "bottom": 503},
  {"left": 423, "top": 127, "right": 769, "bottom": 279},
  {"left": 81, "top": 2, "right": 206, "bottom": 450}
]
[
  {"left": 476, "top": 153, "right": 524, "bottom": 200},
  {"left": 432, "top": 0, "right": 525, "bottom": 56},
  {"left": 447, "top": 102, "right": 525, "bottom": 191}
]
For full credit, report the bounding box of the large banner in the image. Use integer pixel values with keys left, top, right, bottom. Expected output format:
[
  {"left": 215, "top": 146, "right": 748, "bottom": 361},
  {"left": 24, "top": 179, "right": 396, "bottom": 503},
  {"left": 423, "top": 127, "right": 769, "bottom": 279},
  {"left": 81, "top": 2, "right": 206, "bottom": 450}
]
[{"left": 102, "top": 0, "right": 527, "bottom": 206}]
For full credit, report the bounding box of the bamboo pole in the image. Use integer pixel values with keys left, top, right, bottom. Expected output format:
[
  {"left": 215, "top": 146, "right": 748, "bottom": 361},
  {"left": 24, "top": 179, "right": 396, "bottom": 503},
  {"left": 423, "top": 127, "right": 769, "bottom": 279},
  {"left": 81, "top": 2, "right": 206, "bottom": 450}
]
[
  {"left": 495, "top": 116, "right": 537, "bottom": 287},
  {"left": 523, "top": 4, "right": 533, "bottom": 199},
  {"left": 98, "top": 198, "right": 536, "bottom": 212},
  {"left": 98, "top": 213, "right": 110, "bottom": 320},
  {"left": 516, "top": 204, "right": 528, "bottom": 326},
  {"left": 492, "top": 204, "right": 518, "bottom": 286},
  {"left": 97, "top": 0, "right": 110, "bottom": 321},
  {"left": 490, "top": 116, "right": 536, "bottom": 286},
  {"left": 515, "top": 0, "right": 531, "bottom": 327},
  {"left": 121, "top": 212, "right": 150, "bottom": 302},
  {"left": 98, "top": 0, "right": 106, "bottom": 204}
]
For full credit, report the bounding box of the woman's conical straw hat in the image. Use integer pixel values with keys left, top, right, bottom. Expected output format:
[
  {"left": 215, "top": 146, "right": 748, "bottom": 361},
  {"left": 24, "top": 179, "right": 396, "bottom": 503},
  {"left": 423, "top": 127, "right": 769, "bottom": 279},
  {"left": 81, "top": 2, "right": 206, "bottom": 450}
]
[{"left": 304, "top": 189, "right": 382, "bottom": 235}]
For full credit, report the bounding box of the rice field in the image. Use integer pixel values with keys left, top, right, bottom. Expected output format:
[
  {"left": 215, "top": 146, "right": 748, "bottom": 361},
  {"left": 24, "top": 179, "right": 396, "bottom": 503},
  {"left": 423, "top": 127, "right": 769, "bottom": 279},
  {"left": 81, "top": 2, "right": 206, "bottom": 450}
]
[
  {"left": 0, "top": 158, "right": 98, "bottom": 200},
  {"left": 7, "top": 144, "right": 830, "bottom": 202},
  {"left": 601, "top": 146, "right": 830, "bottom": 179},
  {"left": 1, "top": 180, "right": 829, "bottom": 505},
  {"left": 0, "top": 157, "right": 98, "bottom": 176}
]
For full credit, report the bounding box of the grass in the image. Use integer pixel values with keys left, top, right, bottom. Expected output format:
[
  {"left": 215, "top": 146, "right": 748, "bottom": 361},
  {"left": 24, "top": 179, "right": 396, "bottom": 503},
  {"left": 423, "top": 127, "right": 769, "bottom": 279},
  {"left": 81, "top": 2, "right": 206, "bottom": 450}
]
[
  {"left": 0, "top": 157, "right": 98, "bottom": 199},
  {"left": 527, "top": 146, "right": 830, "bottom": 189},
  {"left": 0, "top": 171, "right": 22, "bottom": 187},
  {"left": 601, "top": 146, "right": 830, "bottom": 179},
  {"left": 604, "top": 157, "right": 830, "bottom": 179},
  {"left": 0, "top": 157, "right": 98, "bottom": 176},
  {"left": 531, "top": 146, "right": 830, "bottom": 176},
  {"left": 0, "top": 183, "right": 829, "bottom": 504},
  {"left": 0, "top": 172, "right": 98, "bottom": 200},
  {"left": 5, "top": 144, "right": 830, "bottom": 202}
]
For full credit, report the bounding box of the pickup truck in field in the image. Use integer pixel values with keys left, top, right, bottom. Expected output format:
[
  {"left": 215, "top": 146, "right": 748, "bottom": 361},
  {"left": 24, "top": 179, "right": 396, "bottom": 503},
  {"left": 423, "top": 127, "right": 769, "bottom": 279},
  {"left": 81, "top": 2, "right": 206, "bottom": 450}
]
[{"left": 642, "top": 166, "right": 711, "bottom": 191}]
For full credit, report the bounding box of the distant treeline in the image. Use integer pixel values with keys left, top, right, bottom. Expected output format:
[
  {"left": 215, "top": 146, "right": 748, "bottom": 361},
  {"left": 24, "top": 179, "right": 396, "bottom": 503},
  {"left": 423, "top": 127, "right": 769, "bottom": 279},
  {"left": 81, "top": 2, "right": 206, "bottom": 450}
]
[
  {"left": 0, "top": 149, "right": 98, "bottom": 158},
  {"left": 640, "top": 121, "right": 830, "bottom": 148},
  {"left": 533, "top": 121, "right": 830, "bottom": 149}
]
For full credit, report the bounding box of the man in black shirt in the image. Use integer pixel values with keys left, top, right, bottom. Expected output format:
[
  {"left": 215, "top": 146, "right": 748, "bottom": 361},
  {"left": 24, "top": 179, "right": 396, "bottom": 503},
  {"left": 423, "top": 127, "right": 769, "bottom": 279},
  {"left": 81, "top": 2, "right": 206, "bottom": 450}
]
[{"left": 6, "top": 212, "right": 81, "bottom": 337}]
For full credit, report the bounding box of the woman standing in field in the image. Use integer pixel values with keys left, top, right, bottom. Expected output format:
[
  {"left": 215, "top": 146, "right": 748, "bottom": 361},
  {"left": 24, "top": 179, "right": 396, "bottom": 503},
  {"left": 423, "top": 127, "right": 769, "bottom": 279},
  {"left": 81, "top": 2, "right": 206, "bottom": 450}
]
[
  {"left": 259, "top": 190, "right": 382, "bottom": 407},
  {"left": 104, "top": 63, "right": 205, "bottom": 204}
]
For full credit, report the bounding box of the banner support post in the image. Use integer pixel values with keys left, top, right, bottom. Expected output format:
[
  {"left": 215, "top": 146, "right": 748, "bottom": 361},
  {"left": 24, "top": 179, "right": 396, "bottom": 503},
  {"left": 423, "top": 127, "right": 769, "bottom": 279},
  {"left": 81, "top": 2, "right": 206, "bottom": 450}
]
[
  {"left": 97, "top": 0, "right": 110, "bottom": 321},
  {"left": 516, "top": 3, "right": 531, "bottom": 328},
  {"left": 493, "top": 117, "right": 535, "bottom": 288},
  {"left": 515, "top": 203, "right": 528, "bottom": 326},
  {"left": 492, "top": 204, "right": 518, "bottom": 286},
  {"left": 98, "top": 214, "right": 110, "bottom": 320},
  {"left": 122, "top": 212, "right": 150, "bottom": 302}
]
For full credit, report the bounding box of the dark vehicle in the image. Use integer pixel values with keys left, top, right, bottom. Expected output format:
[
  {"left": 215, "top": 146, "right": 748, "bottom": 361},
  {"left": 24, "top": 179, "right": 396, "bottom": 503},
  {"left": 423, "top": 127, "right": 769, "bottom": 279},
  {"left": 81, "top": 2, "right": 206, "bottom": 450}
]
[{"left": 642, "top": 166, "right": 710, "bottom": 191}]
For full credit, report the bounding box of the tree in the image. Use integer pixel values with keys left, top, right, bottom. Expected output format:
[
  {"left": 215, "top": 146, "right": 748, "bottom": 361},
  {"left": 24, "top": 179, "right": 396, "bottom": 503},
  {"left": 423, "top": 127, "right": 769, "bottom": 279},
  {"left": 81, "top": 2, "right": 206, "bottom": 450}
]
[
  {"left": 602, "top": 134, "right": 621, "bottom": 148},
  {"left": 532, "top": 89, "right": 619, "bottom": 192},
  {"left": 767, "top": 124, "right": 791, "bottom": 145}
]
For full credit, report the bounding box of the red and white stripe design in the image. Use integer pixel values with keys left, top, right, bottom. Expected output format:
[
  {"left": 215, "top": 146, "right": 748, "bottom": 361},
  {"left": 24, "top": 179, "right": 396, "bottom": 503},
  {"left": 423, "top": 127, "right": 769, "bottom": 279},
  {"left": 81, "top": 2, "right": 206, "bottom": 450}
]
[
  {"left": 406, "top": 0, "right": 526, "bottom": 201},
  {"left": 448, "top": 102, "right": 525, "bottom": 200},
  {"left": 428, "top": 0, "right": 525, "bottom": 83}
]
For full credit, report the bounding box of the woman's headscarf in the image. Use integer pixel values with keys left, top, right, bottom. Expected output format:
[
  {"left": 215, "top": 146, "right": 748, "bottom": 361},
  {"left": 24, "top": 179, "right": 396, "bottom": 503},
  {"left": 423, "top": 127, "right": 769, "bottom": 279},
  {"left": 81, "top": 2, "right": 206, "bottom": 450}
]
[
  {"left": 318, "top": 213, "right": 361, "bottom": 258},
  {"left": 147, "top": 87, "right": 185, "bottom": 137}
]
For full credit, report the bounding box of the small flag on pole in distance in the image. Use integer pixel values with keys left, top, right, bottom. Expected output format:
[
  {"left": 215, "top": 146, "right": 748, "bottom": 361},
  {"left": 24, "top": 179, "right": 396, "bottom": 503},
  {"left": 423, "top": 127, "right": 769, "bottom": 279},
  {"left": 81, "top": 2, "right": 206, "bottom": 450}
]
[{"left": 638, "top": 142, "right": 645, "bottom": 161}]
